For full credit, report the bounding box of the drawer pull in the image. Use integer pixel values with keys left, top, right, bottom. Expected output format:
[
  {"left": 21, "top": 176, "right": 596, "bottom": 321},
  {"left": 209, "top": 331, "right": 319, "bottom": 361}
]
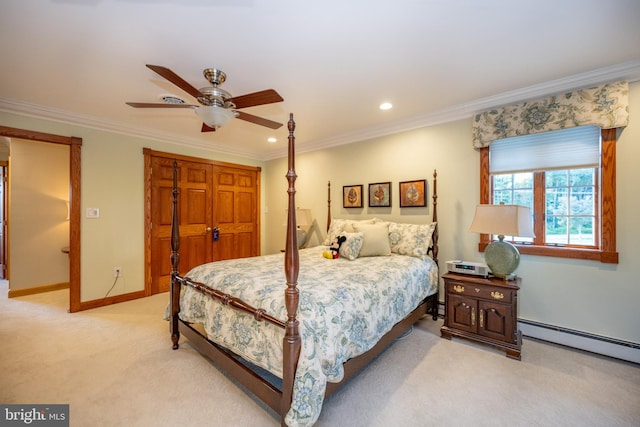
[
  {"left": 453, "top": 284, "right": 465, "bottom": 293},
  {"left": 491, "top": 291, "right": 505, "bottom": 300}
]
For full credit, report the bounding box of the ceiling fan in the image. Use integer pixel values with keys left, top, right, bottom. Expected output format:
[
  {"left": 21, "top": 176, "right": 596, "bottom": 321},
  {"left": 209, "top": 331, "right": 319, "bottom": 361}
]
[{"left": 126, "top": 64, "right": 284, "bottom": 132}]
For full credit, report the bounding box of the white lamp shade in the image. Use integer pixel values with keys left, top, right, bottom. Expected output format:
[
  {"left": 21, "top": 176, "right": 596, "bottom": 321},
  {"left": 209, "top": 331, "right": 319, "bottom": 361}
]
[
  {"left": 469, "top": 204, "right": 534, "bottom": 238},
  {"left": 283, "top": 208, "right": 314, "bottom": 228},
  {"left": 295, "top": 208, "right": 313, "bottom": 227},
  {"left": 284, "top": 208, "right": 313, "bottom": 249},
  {"left": 195, "top": 106, "right": 235, "bottom": 128},
  {"left": 469, "top": 204, "right": 534, "bottom": 279}
]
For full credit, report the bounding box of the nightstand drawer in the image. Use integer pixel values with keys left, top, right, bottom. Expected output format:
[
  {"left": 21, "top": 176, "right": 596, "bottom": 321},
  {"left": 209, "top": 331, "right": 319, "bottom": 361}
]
[{"left": 446, "top": 280, "right": 514, "bottom": 302}]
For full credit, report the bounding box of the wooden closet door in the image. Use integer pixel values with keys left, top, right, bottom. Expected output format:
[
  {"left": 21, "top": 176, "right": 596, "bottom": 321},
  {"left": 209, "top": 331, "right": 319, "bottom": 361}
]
[
  {"left": 150, "top": 157, "right": 213, "bottom": 293},
  {"left": 212, "top": 165, "right": 259, "bottom": 261}
]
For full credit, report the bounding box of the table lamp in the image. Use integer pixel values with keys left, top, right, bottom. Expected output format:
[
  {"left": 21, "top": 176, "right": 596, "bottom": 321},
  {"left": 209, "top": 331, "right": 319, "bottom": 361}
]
[
  {"left": 469, "top": 203, "right": 534, "bottom": 279},
  {"left": 295, "top": 208, "right": 313, "bottom": 249}
]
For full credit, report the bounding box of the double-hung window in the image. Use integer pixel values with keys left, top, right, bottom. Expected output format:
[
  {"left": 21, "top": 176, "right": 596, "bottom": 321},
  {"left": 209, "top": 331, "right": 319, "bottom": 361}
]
[{"left": 479, "top": 126, "right": 618, "bottom": 263}]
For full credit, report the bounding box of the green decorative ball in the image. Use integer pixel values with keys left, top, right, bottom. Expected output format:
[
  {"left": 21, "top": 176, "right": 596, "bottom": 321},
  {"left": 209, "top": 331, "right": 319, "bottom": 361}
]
[{"left": 485, "top": 240, "right": 520, "bottom": 279}]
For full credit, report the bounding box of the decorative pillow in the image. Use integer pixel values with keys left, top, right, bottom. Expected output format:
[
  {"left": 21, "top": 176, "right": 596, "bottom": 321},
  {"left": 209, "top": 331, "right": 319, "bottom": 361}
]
[
  {"left": 338, "top": 232, "right": 364, "bottom": 261},
  {"left": 323, "top": 218, "right": 349, "bottom": 245},
  {"left": 352, "top": 222, "right": 391, "bottom": 257},
  {"left": 388, "top": 221, "right": 437, "bottom": 259},
  {"left": 323, "top": 218, "right": 375, "bottom": 245}
]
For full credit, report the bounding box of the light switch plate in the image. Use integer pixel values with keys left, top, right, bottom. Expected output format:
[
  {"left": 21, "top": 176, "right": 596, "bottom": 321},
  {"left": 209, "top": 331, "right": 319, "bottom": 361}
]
[{"left": 86, "top": 208, "right": 100, "bottom": 218}]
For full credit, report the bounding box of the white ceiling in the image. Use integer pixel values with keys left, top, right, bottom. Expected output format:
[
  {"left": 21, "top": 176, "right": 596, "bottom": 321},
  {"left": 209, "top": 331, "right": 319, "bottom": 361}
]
[{"left": 1, "top": 0, "right": 640, "bottom": 160}]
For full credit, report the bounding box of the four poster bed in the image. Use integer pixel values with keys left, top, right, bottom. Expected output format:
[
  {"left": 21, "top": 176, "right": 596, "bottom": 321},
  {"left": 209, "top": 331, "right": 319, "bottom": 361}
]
[{"left": 169, "top": 114, "right": 439, "bottom": 426}]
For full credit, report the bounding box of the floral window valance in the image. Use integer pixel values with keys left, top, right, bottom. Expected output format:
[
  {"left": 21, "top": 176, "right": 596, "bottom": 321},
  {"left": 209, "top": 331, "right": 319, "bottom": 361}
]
[{"left": 471, "top": 80, "right": 629, "bottom": 148}]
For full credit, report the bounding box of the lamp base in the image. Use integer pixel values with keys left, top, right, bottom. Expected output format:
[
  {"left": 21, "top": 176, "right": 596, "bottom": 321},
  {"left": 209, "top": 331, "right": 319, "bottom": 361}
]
[
  {"left": 489, "top": 272, "right": 518, "bottom": 281},
  {"left": 484, "top": 238, "right": 520, "bottom": 280},
  {"left": 296, "top": 229, "right": 307, "bottom": 249}
]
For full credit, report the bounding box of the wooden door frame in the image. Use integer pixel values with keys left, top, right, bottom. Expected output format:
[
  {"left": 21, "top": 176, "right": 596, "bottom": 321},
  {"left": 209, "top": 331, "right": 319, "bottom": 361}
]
[
  {"left": 0, "top": 161, "right": 7, "bottom": 279},
  {"left": 0, "top": 126, "right": 82, "bottom": 312},
  {"left": 143, "top": 148, "right": 261, "bottom": 295}
]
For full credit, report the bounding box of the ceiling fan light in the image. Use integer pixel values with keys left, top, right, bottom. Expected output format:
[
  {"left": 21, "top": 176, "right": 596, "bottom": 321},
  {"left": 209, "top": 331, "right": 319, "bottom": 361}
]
[{"left": 195, "top": 106, "right": 236, "bottom": 128}]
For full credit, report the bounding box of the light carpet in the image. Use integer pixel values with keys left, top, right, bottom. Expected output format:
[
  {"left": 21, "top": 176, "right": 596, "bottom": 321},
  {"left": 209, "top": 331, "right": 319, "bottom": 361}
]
[{"left": 1, "top": 284, "right": 638, "bottom": 427}]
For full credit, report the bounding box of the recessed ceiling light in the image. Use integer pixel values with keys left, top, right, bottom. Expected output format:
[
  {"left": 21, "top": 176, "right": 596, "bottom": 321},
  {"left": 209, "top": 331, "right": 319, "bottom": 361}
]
[
  {"left": 267, "top": 137, "right": 277, "bottom": 143},
  {"left": 379, "top": 102, "right": 392, "bottom": 110}
]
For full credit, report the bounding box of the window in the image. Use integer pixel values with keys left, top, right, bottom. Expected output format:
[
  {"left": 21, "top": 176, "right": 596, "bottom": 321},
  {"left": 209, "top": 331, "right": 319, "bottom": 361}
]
[
  {"left": 479, "top": 126, "right": 618, "bottom": 263},
  {"left": 545, "top": 168, "right": 596, "bottom": 246}
]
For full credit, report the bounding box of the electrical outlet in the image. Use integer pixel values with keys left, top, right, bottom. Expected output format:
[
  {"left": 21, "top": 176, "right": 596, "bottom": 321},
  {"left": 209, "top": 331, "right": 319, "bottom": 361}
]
[{"left": 113, "top": 267, "right": 121, "bottom": 278}]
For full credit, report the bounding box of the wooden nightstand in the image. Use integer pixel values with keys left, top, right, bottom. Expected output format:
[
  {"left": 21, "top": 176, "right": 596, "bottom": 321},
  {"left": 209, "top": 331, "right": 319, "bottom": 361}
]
[{"left": 440, "top": 272, "right": 522, "bottom": 360}]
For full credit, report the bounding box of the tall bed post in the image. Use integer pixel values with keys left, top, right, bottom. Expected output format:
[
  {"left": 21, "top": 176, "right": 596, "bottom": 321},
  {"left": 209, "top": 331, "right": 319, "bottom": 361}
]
[
  {"left": 170, "top": 160, "right": 181, "bottom": 350},
  {"left": 326, "top": 181, "right": 331, "bottom": 232},
  {"left": 282, "top": 113, "right": 301, "bottom": 422},
  {"left": 431, "top": 169, "right": 439, "bottom": 265}
]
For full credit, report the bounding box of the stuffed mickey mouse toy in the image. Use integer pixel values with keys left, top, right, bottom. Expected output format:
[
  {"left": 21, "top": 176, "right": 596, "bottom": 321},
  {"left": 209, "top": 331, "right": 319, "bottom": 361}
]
[{"left": 323, "top": 235, "right": 346, "bottom": 259}]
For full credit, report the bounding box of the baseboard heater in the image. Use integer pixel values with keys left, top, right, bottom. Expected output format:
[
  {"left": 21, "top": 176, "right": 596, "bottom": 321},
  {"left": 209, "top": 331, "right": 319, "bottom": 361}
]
[
  {"left": 435, "top": 302, "right": 639, "bottom": 364},
  {"left": 518, "top": 318, "right": 640, "bottom": 364}
]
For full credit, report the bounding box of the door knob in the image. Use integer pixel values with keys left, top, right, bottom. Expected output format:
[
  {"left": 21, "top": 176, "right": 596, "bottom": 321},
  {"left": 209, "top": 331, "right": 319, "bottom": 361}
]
[{"left": 205, "top": 227, "right": 212, "bottom": 232}]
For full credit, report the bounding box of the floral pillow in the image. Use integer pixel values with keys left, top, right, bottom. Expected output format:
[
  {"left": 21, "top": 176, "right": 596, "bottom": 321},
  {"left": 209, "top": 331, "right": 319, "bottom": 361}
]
[
  {"left": 388, "top": 222, "right": 437, "bottom": 259},
  {"left": 338, "top": 232, "right": 364, "bottom": 261}
]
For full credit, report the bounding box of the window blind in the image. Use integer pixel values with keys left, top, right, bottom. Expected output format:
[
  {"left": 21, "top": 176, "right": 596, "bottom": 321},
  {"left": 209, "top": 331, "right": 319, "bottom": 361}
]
[{"left": 489, "top": 125, "right": 601, "bottom": 174}]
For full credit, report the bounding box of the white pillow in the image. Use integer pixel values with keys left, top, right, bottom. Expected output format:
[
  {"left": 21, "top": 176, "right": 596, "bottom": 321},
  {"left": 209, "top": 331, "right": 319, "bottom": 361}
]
[
  {"left": 338, "top": 232, "right": 364, "bottom": 261},
  {"left": 352, "top": 222, "right": 391, "bottom": 257},
  {"left": 323, "top": 218, "right": 375, "bottom": 245},
  {"left": 388, "top": 221, "right": 437, "bottom": 259}
]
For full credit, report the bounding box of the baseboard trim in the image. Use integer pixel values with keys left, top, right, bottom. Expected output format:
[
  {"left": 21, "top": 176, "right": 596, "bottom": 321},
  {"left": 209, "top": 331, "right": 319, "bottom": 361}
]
[
  {"left": 78, "top": 290, "right": 147, "bottom": 311},
  {"left": 518, "top": 319, "right": 640, "bottom": 364},
  {"left": 436, "top": 302, "right": 639, "bottom": 364},
  {"left": 8, "top": 282, "right": 70, "bottom": 298}
]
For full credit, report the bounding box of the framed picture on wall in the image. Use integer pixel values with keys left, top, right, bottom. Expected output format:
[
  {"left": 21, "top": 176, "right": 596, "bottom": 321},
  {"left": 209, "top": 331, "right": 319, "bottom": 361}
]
[
  {"left": 399, "top": 179, "right": 426, "bottom": 207},
  {"left": 343, "top": 184, "right": 363, "bottom": 208},
  {"left": 368, "top": 182, "right": 391, "bottom": 207}
]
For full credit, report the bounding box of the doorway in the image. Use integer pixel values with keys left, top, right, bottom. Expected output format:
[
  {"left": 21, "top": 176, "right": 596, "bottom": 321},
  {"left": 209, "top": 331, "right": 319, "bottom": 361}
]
[{"left": 0, "top": 126, "right": 81, "bottom": 312}]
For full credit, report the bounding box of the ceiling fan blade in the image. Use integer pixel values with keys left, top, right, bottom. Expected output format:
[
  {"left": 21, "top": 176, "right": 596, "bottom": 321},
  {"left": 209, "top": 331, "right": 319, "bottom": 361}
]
[
  {"left": 236, "top": 111, "right": 283, "bottom": 129},
  {"left": 146, "top": 64, "right": 205, "bottom": 99},
  {"left": 201, "top": 123, "right": 216, "bottom": 132},
  {"left": 126, "top": 102, "right": 196, "bottom": 108},
  {"left": 230, "top": 89, "right": 283, "bottom": 109}
]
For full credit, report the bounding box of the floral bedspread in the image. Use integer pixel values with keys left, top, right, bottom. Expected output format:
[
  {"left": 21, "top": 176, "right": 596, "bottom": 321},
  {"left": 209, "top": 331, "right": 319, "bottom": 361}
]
[{"left": 173, "top": 246, "right": 438, "bottom": 426}]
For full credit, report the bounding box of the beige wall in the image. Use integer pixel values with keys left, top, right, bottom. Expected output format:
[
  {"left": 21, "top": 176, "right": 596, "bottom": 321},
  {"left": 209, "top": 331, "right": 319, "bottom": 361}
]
[
  {"left": 263, "top": 118, "right": 475, "bottom": 252},
  {"left": 9, "top": 139, "right": 69, "bottom": 290},
  {"left": 0, "top": 113, "right": 265, "bottom": 301},
  {"left": 265, "top": 81, "right": 640, "bottom": 345},
  {"left": 1, "top": 82, "right": 638, "bottom": 346}
]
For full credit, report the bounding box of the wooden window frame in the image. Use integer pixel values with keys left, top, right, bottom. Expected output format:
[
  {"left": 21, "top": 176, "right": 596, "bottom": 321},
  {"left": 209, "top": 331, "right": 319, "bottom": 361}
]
[{"left": 478, "top": 128, "right": 618, "bottom": 263}]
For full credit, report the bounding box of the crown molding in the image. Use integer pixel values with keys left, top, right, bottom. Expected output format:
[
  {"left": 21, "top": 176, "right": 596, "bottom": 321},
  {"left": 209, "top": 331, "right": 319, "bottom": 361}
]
[
  {"left": 2, "top": 60, "right": 639, "bottom": 162},
  {"left": 265, "top": 59, "right": 640, "bottom": 160},
  {"left": 0, "top": 98, "right": 263, "bottom": 160}
]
